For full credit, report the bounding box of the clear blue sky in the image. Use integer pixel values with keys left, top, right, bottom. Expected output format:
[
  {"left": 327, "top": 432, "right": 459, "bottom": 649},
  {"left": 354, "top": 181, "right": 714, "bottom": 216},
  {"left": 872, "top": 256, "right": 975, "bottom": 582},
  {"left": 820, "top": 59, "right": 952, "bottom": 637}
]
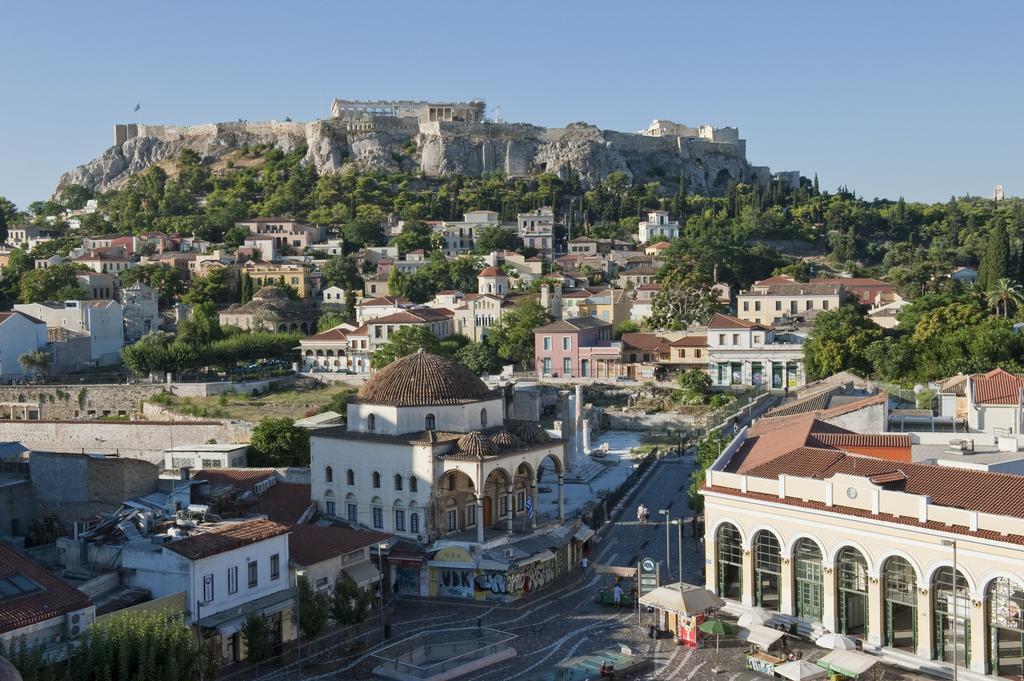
[{"left": 2, "top": 0, "right": 1021, "bottom": 209}]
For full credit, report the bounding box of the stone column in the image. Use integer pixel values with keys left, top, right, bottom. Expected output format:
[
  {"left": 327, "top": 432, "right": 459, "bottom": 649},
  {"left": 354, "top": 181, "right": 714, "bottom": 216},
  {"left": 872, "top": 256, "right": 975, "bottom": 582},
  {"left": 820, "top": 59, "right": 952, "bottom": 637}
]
[
  {"left": 506, "top": 484, "right": 514, "bottom": 535},
  {"left": 475, "top": 495, "right": 485, "bottom": 544},
  {"left": 780, "top": 554, "right": 795, "bottom": 616},
  {"left": 529, "top": 483, "right": 538, "bottom": 531},
  {"left": 821, "top": 563, "right": 838, "bottom": 634},
  {"left": 916, "top": 586, "right": 933, "bottom": 661},
  {"left": 741, "top": 548, "right": 755, "bottom": 607},
  {"left": 867, "top": 574, "right": 883, "bottom": 647},
  {"left": 582, "top": 419, "right": 591, "bottom": 456},
  {"left": 557, "top": 475, "right": 565, "bottom": 523},
  {"left": 969, "top": 595, "right": 987, "bottom": 674},
  {"left": 560, "top": 390, "right": 575, "bottom": 472},
  {"left": 574, "top": 384, "right": 583, "bottom": 465}
]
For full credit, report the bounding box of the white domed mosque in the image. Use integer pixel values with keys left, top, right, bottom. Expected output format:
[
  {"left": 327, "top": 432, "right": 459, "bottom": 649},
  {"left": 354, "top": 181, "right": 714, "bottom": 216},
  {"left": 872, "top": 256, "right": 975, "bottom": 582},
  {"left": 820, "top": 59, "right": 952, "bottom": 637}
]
[{"left": 309, "top": 351, "right": 567, "bottom": 547}]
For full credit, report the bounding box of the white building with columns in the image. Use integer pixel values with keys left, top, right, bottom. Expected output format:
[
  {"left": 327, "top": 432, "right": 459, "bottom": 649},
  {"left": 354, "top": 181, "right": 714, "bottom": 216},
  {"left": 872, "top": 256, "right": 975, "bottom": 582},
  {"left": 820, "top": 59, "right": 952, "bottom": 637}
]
[
  {"left": 701, "top": 412, "right": 1024, "bottom": 680},
  {"left": 309, "top": 351, "right": 567, "bottom": 546}
]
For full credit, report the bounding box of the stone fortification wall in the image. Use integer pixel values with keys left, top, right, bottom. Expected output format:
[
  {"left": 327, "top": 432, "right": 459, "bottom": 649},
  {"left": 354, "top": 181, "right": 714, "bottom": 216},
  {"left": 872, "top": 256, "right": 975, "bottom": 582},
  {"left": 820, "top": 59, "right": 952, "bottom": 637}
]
[
  {"left": 0, "top": 421, "right": 252, "bottom": 465},
  {"left": 0, "top": 384, "right": 166, "bottom": 420}
]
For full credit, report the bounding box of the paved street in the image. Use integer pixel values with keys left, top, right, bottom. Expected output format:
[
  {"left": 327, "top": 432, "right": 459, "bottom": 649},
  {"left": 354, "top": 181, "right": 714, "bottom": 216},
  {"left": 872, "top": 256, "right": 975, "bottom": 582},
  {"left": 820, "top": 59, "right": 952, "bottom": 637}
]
[{"left": 273, "top": 456, "right": 934, "bottom": 681}]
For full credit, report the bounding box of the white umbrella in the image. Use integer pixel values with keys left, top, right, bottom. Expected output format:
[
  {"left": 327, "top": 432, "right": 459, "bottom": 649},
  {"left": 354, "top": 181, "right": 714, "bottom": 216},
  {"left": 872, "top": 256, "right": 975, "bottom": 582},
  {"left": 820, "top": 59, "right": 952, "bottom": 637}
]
[
  {"left": 738, "top": 608, "right": 774, "bottom": 628},
  {"left": 815, "top": 633, "right": 858, "bottom": 650},
  {"left": 775, "top": 660, "right": 828, "bottom": 681}
]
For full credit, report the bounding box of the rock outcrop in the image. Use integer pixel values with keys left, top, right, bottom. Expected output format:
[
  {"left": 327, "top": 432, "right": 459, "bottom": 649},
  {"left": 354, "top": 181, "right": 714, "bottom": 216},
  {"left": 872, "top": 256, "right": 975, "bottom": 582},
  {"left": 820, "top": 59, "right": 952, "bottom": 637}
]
[{"left": 55, "top": 117, "right": 790, "bottom": 198}]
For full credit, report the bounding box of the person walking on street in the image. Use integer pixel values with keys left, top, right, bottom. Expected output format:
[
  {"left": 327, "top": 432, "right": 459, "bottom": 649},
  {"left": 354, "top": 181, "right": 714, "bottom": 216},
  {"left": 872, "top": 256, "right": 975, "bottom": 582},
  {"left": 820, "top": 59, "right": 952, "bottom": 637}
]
[
  {"left": 613, "top": 583, "right": 623, "bottom": 607},
  {"left": 637, "top": 504, "right": 646, "bottom": 525},
  {"left": 580, "top": 555, "right": 589, "bottom": 575}
]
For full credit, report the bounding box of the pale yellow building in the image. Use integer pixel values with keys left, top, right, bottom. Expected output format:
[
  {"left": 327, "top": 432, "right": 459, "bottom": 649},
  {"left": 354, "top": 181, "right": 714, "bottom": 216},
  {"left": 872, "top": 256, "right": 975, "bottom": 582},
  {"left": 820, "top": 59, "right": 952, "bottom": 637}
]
[
  {"left": 737, "top": 277, "right": 844, "bottom": 325},
  {"left": 703, "top": 413, "right": 1024, "bottom": 679},
  {"left": 243, "top": 262, "right": 314, "bottom": 298}
]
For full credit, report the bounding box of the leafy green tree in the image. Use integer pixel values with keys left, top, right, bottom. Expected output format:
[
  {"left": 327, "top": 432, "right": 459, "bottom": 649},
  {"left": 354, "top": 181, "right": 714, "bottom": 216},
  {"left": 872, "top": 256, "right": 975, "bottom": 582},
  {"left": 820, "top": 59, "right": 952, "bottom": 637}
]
[
  {"left": 803, "top": 305, "right": 883, "bottom": 379},
  {"left": 489, "top": 299, "right": 551, "bottom": 366},
  {"left": 331, "top": 576, "right": 373, "bottom": 626},
  {"left": 318, "top": 310, "right": 343, "bottom": 332},
  {"left": 986, "top": 278, "right": 1024, "bottom": 318},
  {"left": 456, "top": 340, "right": 502, "bottom": 375},
  {"left": 183, "top": 267, "right": 232, "bottom": 305},
  {"left": 296, "top": 575, "right": 331, "bottom": 644},
  {"left": 60, "top": 183, "right": 93, "bottom": 210},
  {"left": 321, "top": 255, "right": 363, "bottom": 290},
  {"left": 118, "top": 263, "right": 184, "bottom": 306},
  {"left": 613, "top": 320, "right": 640, "bottom": 339},
  {"left": 393, "top": 220, "right": 436, "bottom": 254},
  {"left": 675, "top": 369, "right": 711, "bottom": 405},
  {"left": 67, "top": 609, "right": 198, "bottom": 681},
  {"left": 240, "top": 271, "right": 253, "bottom": 303},
  {"left": 18, "top": 264, "right": 86, "bottom": 303},
  {"left": 223, "top": 225, "right": 250, "bottom": 248},
  {"left": 473, "top": 226, "right": 520, "bottom": 254},
  {"left": 649, "top": 271, "right": 718, "bottom": 330},
  {"left": 249, "top": 417, "right": 310, "bottom": 466},
  {"left": 241, "top": 614, "right": 273, "bottom": 663},
  {"left": 344, "top": 289, "right": 357, "bottom": 323},
  {"left": 342, "top": 217, "right": 386, "bottom": 247},
  {"left": 176, "top": 302, "right": 223, "bottom": 344},
  {"left": 372, "top": 325, "right": 441, "bottom": 368},
  {"left": 17, "top": 351, "right": 50, "bottom": 377},
  {"left": 978, "top": 221, "right": 1010, "bottom": 290},
  {"left": 0, "top": 203, "right": 7, "bottom": 244}
]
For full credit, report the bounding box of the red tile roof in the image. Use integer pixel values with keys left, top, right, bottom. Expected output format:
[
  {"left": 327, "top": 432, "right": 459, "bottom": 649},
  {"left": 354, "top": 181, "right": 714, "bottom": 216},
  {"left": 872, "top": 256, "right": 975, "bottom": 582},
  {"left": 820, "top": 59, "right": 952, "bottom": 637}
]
[
  {"left": 254, "top": 482, "right": 313, "bottom": 526},
  {"left": 191, "top": 468, "right": 278, "bottom": 492},
  {"left": 971, "top": 368, "right": 1024, "bottom": 405},
  {"left": 303, "top": 328, "right": 349, "bottom": 342},
  {"left": 0, "top": 543, "right": 92, "bottom": 635},
  {"left": 478, "top": 266, "right": 507, "bottom": 277},
  {"left": 753, "top": 276, "right": 797, "bottom": 286},
  {"left": 706, "top": 313, "right": 764, "bottom": 330},
  {"left": 808, "top": 432, "right": 911, "bottom": 449},
  {"left": 288, "top": 525, "right": 390, "bottom": 567},
  {"left": 620, "top": 333, "right": 669, "bottom": 353},
  {"left": 669, "top": 335, "right": 707, "bottom": 347},
  {"left": 165, "top": 519, "right": 290, "bottom": 560}
]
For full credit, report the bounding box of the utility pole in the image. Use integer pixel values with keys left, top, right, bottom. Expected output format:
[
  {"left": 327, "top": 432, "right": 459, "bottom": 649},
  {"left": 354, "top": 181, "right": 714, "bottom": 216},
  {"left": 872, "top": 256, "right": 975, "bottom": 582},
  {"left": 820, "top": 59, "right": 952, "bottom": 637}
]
[
  {"left": 659, "top": 509, "right": 671, "bottom": 580},
  {"left": 676, "top": 519, "right": 684, "bottom": 583}
]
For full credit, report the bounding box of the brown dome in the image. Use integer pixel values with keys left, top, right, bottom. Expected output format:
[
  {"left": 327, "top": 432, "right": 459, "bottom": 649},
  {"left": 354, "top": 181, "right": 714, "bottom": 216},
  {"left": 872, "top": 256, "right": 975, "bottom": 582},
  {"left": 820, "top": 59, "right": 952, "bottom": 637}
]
[
  {"left": 490, "top": 429, "right": 525, "bottom": 450},
  {"left": 253, "top": 286, "right": 289, "bottom": 300},
  {"left": 355, "top": 350, "right": 497, "bottom": 407},
  {"left": 478, "top": 266, "right": 507, "bottom": 277},
  {"left": 509, "top": 421, "right": 552, "bottom": 445},
  {"left": 456, "top": 431, "right": 497, "bottom": 459}
]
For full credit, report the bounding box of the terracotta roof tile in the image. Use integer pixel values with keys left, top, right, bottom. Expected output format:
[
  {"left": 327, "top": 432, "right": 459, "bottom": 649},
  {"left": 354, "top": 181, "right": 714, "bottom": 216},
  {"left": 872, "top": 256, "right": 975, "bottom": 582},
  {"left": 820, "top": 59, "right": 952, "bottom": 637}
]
[
  {"left": 355, "top": 351, "right": 497, "bottom": 406},
  {"left": 668, "top": 335, "right": 707, "bottom": 347},
  {"left": 706, "top": 313, "right": 763, "bottom": 330},
  {"left": 971, "top": 368, "right": 1024, "bottom": 405},
  {"left": 165, "top": 519, "right": 290, "bottom": 560},
  {"left": 620, "top": 333, "right": 668, "bottom": 352},
  {"left": 0, "top": 543, "right": 93, "bottom": 635},
  {"left": 288, "top": 525, "right": 389, "bottom": 567},
  {"left": 191, "top": 469, "right": 278, "bottom": 492},
  {"left": 254, "top": 482, "right": 313, "bottom": 526}
]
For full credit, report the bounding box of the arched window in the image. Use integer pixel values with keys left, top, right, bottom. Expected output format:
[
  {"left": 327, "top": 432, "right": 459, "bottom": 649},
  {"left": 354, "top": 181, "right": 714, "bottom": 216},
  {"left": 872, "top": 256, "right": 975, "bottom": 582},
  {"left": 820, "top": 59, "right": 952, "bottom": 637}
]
[
  {"left": 425, "top": 414, "right": 435, "bottom": 430},
  {"left": 372, "top": 471, "right": 381, "bottom": 489},
  {"left": 367, "top": 413, "right": 376, "bottom": 432},
  {"left": 410, "top": 512, "right": 420, "bottom": 535},
  {"left": 325, "top": 466, "right": 333, "bottom": 483},
  {"left": 480, "top": 408, "right": 488, "bottom": 428},
  {"left": 346, "top": 468, "right": 355, "bottom": 486},
  {"left": 836, "top": 547, "right": 870, "bottom": 636},
  {"left": 932, "top": 566, "right": 970, "bottom": 665},
  {"left": 753, "top": 531, "right": 781, "bottom": 611},
  {"left": 715, "top": 523, "right": 743, "bottom": 600},
  {"left": 394, "top": 474, "right": 403, "bottom": 491},
  {"left": 882, "top": 556, "right": 918, "bottom": 651},
  {"left": 987, "top": 576, "right": 1024, "bottom": 678},
  {"left": 794, "top": 538, "right": 823, "bottom": 622},
  {"left": 409, "top": 476, "right": 418, "bottom": 493}
]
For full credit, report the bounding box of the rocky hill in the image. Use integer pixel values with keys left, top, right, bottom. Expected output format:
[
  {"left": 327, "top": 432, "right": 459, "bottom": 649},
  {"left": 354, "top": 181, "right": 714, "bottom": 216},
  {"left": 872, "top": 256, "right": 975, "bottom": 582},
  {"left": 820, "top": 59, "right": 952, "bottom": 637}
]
[{"left": 55, "top": 116, "right": 795, "bottom": 198}]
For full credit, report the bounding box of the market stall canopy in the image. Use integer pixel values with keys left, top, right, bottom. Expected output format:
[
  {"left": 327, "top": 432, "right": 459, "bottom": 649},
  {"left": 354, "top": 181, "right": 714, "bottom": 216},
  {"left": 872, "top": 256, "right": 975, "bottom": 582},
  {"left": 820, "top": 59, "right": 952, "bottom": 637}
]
[
  {"left": 740, "top": 624, "right": 785, "bottom": 649},
  {"left": 814, "top": 633, "right": 858, "bottom": 651},
  {"left": 816, "top": 650, "right": 878, "bottom": 677},
  {"left": 698, "top": 619, "right": 734, "bottom": 636},
  {"left": 639, "top": 582, "right": 724, "bottom": 616},
  {"left": 774, "top": 660, "right": 828, "bottom": 681},
  {"left": 738, "top": 608, "right": 774, "bottom": 628}
]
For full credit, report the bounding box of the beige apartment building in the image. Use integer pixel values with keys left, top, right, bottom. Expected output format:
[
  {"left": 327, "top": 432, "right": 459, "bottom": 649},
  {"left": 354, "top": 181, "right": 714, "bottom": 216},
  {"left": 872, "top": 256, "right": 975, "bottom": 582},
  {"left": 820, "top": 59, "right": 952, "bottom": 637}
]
[{"left": 737, "top": 278, "right": 844, "bottom": 325}]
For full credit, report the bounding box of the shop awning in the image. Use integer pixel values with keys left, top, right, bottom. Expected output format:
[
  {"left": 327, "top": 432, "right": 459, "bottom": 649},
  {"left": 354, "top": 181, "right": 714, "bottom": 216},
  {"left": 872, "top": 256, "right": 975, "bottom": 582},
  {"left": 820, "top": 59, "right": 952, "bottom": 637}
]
[
  {"left": 198, "top": 588, "right": 294, "bottom": 630},
  {"left": 343, "top": 560, "right": 381, "bottom": 589},
  {"left": 574, "top": 526, "right": 596, "bottom": 543},
  {"left": 638, "top": 583, "right": 724, "bottom": 616},
  {"left": 426, "top": 561, "right": 476, "bottom": 570},
  {"left": 740, "top": 624, "right": 785, "bottom": 649},
  {"left": 478, "top": 558, "right": 510, "bottom": 572},
  {"left": 816, "top": 650, "right": 878, "bottom": 677}
]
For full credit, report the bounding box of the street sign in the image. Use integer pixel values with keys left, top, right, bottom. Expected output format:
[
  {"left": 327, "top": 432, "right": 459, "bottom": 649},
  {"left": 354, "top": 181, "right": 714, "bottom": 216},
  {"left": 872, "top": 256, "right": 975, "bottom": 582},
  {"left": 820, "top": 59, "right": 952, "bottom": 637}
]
[{"left": 638, "top": 556, "right": 659, "bottom": 596}]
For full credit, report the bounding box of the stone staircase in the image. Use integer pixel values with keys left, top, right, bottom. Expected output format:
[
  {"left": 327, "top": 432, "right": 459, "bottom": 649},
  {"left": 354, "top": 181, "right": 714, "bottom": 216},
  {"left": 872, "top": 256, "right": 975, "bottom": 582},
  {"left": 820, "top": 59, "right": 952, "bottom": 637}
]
[{"left": 564, "top": 457, "right": 614, "bottom": 484}]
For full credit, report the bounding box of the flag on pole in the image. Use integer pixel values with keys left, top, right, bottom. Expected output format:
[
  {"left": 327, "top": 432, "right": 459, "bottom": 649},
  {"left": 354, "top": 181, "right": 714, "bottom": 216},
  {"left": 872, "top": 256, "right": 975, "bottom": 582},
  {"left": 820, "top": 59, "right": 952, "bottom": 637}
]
[
  {"left": 134, "top": 103, "right": 141, "bottom": 112},
  {"left": 525, "top": 494, "right": 534, "bottom": 519}
]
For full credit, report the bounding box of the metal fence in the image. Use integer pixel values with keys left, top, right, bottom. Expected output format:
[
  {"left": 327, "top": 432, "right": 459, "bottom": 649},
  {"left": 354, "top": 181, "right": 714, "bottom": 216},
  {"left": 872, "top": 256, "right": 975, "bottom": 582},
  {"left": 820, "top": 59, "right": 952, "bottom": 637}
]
[{"left": 371, "top": 627, "right": 516, "bottom": 679}]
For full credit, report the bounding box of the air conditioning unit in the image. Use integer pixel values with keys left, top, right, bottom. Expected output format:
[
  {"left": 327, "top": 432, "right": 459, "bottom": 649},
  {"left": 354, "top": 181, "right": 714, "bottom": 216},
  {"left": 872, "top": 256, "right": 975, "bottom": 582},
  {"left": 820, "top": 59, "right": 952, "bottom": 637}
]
[
  {"left": 66, "top": 608, "right": 94, "bottom": 638},
  {"left": 503, "top": 548, "right": 514, "bottom": 559}
]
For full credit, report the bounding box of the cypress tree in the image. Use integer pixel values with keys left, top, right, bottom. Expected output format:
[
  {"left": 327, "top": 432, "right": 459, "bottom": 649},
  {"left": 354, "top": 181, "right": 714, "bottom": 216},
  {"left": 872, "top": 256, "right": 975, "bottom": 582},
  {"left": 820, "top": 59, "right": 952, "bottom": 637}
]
[
  {"left": 812, "top": 174, "right": 820, "bottom": 196},
  {"left": 979, "top": 222, "right": 1010, "bottom": 290}
]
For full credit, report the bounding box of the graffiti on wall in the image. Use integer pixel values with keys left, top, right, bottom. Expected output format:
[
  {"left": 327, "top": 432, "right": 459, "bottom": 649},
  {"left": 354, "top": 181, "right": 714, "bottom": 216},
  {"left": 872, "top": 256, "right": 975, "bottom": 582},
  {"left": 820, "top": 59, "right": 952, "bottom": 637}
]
[
  {"left": 437, "top": 569, "right": 474, "bottom": 599},
  {"left": 474, "top": 559, "right": 556, "bottom": 599}
]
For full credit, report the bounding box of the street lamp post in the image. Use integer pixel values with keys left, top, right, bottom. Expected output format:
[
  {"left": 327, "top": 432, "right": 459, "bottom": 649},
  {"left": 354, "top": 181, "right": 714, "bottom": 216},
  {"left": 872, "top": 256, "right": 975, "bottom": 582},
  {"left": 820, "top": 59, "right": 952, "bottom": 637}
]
[
  {"left": 295, "top": 569, "right": 305, "bottom": 672},
  {"left": 377, "top": 543, "right": 388, "bottom": 640},
  {"left": 659, "top": 509, "right": 671, "bottom": 581},
  {"left": 941, "top": 539, "right": 959, "bottom": 681},
  {"left": 675, "top": 519, "right": 683, "bottom": 583}
]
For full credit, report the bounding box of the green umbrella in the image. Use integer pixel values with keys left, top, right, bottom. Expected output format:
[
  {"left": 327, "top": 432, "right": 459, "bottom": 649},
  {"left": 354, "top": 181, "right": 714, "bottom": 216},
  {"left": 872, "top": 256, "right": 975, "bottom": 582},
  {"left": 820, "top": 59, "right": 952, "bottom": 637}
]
[{"left": 699, "top": 619, "right": 734, "bottom": 673}]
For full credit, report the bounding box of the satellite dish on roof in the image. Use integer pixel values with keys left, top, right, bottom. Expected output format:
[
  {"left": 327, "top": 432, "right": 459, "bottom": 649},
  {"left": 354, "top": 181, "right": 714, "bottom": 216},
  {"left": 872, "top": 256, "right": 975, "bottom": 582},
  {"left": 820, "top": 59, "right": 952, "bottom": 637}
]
[{"left": 913, "top": 384, "right": 925, "bottom": 394}]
